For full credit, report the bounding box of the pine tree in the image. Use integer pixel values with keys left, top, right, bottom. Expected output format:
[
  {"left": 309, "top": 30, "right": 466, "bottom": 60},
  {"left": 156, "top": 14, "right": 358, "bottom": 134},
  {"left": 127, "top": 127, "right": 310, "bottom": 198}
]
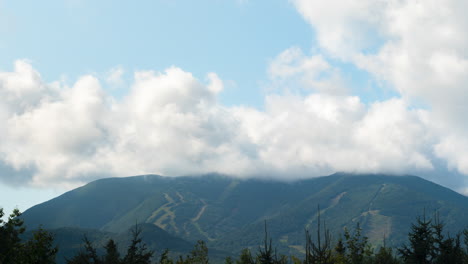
[
  {"left": 225, "top": 256, "right": 234, "bottom": 264},
  {"left": 103, "top": 239, "right": 120, "bottom": 264},
  {"left": 257, "top": 221, "right": 275, "bottom": 264},
  {"left": 374, "top": 246, "right": 399, "bottom": 264},
  {"left": 0, "top": 208, "right": 26, "bottom": 264},
  {"left": 304, "top": 206, "right": 333, "bottom": 264},
  {"left": 66, "top": 235, "right": 101, "bottom": 264},
  {"left": 0, "top": 208, "right": 57, "bottom": 264},
  {"left": 332, "top": 236, "right": 346, "bottom": 264},
  {"left": 188, "top": 240, "right": 209, "bottom": 264},
  {"left": 236, "top": 249, "right": 255, "bottom": 264},
  {"left": 159, "top": 249, "right": 174, "bottom": 264},
  {"left": 373, "top": 237, "right": 400, "bottom": 264},
  {"left": 464, "top": 229, "right": 468, "bottom": 264},
  {"left": 343, "top": 223, "right": 372, "bottom": 264},
  {"left": 21, "top": 227, "right": 58, "bottom": 264},
  {"left": 399, "top": 214, "right": 435, "bottom": 264},
  {"left": 122, "top": 224, "right": 153, "bottom": 264}
]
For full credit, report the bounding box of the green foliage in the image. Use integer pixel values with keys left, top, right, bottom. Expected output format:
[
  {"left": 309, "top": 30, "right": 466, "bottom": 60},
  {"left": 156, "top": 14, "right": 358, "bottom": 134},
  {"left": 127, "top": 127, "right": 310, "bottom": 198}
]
[
  {"left": 257, "top": 222, "right": 275, "bottom": 264},
  {"left": 122, "top": 225, "right": 154, "bottom": 264},
  {"left": 188, "top": 241, "right": 209, "bottom": 264},
  {"left": 255, "top": 221, "right": 289, "bottom": 264},
  {"left": 224, "top": 256, "right": 234, "bottom": 264},
  {"left": 333, "top": 237, "right": 346, "bottom": 264},
  {"left": 22, "top": 227, "right": 59, "bottom": 264},
  {"left": 398, "top": 213, "right": 468, "bottom": 264},
  {"left": 8, "top": 174, "right": 468, "bottom": 264},
  {"left": 0, "top": 208, "right": 25, "bottom": 264},
  {"left": 465, "top": 229, "right": 468, "bottom": 263},
  {"left": 22, "top": 173, "right": 468, "bottom": 254},
  {"left": 399, "top": 214, "right": 435, "bottom": 264},
  {"left": 159, "top": 249, "right": 173, "bottom": 264},
  {"left": 304, "top": 207, "right": 333, "bottom": 264},
  {"left": 66, "top": 225, "right": 154, "bottom": 264},
  {"left": 342, "top": 223, "right": 373, "bottom": 264},
  {"left": 65, "top": 236, "right": 101, "bottom": 264},
  {"left": 103, "top": 239, "right": 120, "bottom": 264},
  {"left": 236, "top": 249, "right": 255, "bottom": 264},
  {"left": 373, "top": 246, "right": 399, "bottom": 264},
  {"left": 0, "top": 208, "right": 58, "bottom": 264}
]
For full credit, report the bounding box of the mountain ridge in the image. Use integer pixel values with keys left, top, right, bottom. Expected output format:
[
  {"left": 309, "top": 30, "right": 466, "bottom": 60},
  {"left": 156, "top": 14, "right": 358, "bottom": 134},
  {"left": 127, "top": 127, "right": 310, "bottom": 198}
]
[{"left": 22, "top": 173, "right": 468, "bottom": 256}]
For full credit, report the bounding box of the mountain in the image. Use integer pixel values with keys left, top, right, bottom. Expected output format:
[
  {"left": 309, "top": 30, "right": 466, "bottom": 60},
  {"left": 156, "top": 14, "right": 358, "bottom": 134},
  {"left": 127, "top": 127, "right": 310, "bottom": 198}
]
[{"left": 22, "top": 173, "right": 468, "bottom": 257}]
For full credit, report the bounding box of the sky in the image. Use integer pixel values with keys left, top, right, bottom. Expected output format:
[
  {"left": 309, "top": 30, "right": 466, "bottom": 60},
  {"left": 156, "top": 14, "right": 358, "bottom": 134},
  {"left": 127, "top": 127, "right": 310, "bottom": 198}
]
[{"left": 1, "top": 0, "right": 468, "bottom": 214}]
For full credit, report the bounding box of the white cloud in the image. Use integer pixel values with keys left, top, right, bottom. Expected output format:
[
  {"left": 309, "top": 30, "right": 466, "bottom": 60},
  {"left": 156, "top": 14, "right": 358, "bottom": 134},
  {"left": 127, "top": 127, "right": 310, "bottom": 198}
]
[
  {"left": 233, "top": 95, "right": 432, "bottom": 176},
  {"left": 291, "top": 0, "right": 468, "bottom": 186},
  {"left": 0, "top": 0, "right": 467, "bottom": 195},
  {"left": 1, "top": 38, "right": 468, "bottom": 194},
  {"left": 290, "top": 0, "right": 386, "bottom": 59},
  {"left": 105, "top": 66, "right": 125, "bottom": 88},
  {"left": 0, "top": 62, "right": 258, "bottom": 187},
  {"left": 206, "top": 72, "right": 224, "bottom": 94},
  {"left": 0, "top": 60, "right": 438, "bottom": 188},
  {"left": 268, "top": 47, "right": 346, "bottom": 95}
]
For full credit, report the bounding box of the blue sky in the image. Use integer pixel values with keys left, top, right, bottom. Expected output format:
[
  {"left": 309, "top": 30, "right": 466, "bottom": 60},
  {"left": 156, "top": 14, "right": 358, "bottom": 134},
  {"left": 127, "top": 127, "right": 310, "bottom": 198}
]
[
  {"left": 1, "top": 0, "right": 468, "bottom": 215},
  {"left": 1, "top": 0, "right": 313, "bottom": 106}
]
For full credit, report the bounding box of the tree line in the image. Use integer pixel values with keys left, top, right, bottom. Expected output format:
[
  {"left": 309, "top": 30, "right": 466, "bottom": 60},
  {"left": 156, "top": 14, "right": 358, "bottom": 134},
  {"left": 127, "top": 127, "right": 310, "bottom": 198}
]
[{"left": 0, "top": 207, "right": 467, "bottom": 264}]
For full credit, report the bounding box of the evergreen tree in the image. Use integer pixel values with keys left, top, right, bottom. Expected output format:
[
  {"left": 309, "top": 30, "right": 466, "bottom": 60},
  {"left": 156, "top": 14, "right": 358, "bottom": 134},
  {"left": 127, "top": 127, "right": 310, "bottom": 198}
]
[
  {"left": 236, "top": 249, "right": 255, "bottom": 264},
  {"left": 257, "top": 221, "right": 275, "bottom": 264},
  {"left": 225, "top": 256, "right": 234, "bottom": 264},
  {"left": 399, "top": 214, "right": 435, "bottom": 264},
  {"left": 431, "top": 214, "right": 465, "bottom": 264},
  {"left": 304, "top": 206, "right": 332, "bottom": 264},
  {"left": 0, "top": 208, "right": 25, "bottom": 264},
  {"left": 333, "top": 236, "right": 346, "bottom": 264},
  {"left": 373, "top": 246, "right": 399, "bottom": 264},
  {"left": 275, "top": 253, "right": 288, "bottom": 264},
  {"left": 159, "top": 249, "right": 174, "bottom": 264},
  {"left": 188, "top": 240, "right": 209, "bottom": 264},
  {"left": 21, "top": 227, "right": 58, "bottom": 264},
  {"left": 103, "top": 239, "right": 120, "bottom": 264},
  {"left": 464, "top": 229, "right": 468, "bottom": 264},
  {"left": 0, "top": 208, "right": 58, "bottom": 264},
  {"left": 343, "top": 223, "right": 373, "bottom": 264},
  {"left": 66, "top": 235, "right": 101, "bottom": 264},
  {"left": 434, "top": 233, "right": 464, "bottom": 264},
  {"left": 122, "top": 224, "right": 154, "bottom": 264}
]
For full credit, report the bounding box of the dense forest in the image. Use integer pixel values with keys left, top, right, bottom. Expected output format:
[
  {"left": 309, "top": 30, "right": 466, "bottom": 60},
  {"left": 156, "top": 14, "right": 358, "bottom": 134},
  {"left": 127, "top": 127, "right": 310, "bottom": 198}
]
[{"left": 1, "top": 207, "right": 467, "bottom": 264}]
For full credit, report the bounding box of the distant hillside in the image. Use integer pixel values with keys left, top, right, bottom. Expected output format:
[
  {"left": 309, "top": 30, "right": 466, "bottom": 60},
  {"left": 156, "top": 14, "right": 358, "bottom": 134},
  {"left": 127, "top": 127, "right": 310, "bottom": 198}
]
[{"left": 22, "top": 173, "right": 468, "bottom": 256}]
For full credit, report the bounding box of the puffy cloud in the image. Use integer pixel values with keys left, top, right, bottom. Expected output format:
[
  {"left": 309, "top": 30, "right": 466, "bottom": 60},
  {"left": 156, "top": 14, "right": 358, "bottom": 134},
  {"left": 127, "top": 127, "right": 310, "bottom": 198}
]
[
  {"left": 0, "top": 62, "right": 256, "bottom": 187},
  {"left": 0, "top": 58, "right": 462, "bottom": 192},
  {"left": 291, "top": 0, "right": 386, "bottom": 59},
  {"left": 291, "top": 0, "right": 468, "bottom": 187},
  {"left": 291, "top": 0, "right": 468, "bottom": 111},
  {"left": 233, "top": 95, "right": 432, "bottom": 176},
  {"left": 1, "top": 1, "right": 467, "bottom": 195}
]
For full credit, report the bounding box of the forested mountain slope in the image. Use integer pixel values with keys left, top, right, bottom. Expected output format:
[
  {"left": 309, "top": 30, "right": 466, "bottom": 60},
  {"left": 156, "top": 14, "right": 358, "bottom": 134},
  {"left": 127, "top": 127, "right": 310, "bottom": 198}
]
[{"left": 22, "top": 173, "right": 468, "bottom": 255}]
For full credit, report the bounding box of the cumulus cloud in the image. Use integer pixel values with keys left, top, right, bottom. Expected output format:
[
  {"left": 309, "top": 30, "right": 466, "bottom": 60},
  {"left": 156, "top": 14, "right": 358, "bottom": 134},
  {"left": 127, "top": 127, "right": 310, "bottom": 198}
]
[
  {"left": 1, "top": 0, "right": 468, "bottom": 192},
  {"left": 0, "top": 62, "right": 256, "bottom": 187},
  {"left": 0, "top": 59, "right": 441, "bottom": 188},
  {"left": 291, "top": 0, "right": 468, "bottom": 186},
  {"left": 0, "top": 0, "right": 466, "bottom": 202}
]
